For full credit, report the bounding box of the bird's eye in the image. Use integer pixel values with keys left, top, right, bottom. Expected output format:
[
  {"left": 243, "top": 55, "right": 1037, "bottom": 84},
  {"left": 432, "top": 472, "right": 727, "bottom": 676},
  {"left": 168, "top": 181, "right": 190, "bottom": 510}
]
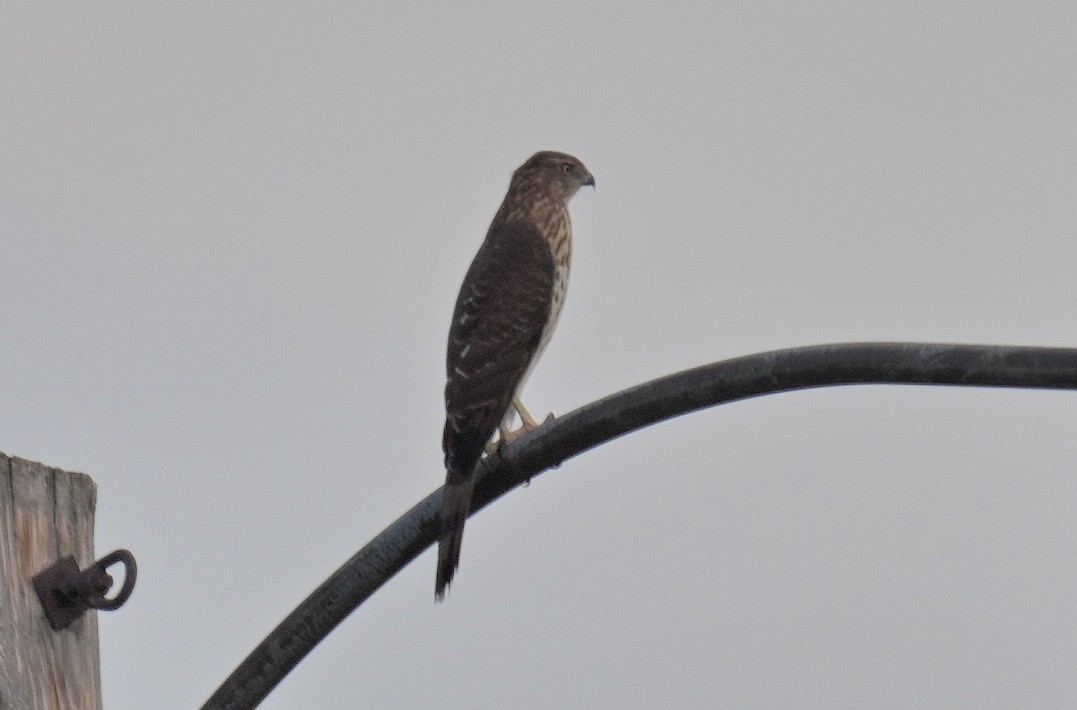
[{"left": 560, "top": 163, "right": 572, "bottom": 173}]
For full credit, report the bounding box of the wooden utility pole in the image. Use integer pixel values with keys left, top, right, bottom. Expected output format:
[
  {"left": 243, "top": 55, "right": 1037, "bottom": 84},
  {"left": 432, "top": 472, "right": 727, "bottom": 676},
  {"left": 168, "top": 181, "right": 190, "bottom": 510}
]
[{"left": 0, "top": 452, "right": 102, "bottom": 710}]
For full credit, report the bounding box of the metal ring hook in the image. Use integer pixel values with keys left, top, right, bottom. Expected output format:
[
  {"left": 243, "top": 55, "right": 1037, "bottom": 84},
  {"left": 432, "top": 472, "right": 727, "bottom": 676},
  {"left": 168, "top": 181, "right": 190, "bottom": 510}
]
[
  {"left": 33, "top": 548, "right": 138, "bottom": 630},
  {"left": 75, "top": 548, "right": 137, "bottom": 611}
]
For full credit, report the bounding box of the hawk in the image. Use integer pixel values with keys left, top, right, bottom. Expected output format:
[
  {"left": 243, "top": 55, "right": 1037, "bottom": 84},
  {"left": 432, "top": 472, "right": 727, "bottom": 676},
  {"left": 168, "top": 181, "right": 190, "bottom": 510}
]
[{"left": 437, "top": 150, "right": 594, "bottom": 599}]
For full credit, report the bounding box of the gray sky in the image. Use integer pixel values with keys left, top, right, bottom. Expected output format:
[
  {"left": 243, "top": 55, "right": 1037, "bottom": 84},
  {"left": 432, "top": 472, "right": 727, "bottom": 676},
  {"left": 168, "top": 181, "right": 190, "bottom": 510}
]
[{"left": 3, "top": 3, "right": 1077, "bottom": 708}]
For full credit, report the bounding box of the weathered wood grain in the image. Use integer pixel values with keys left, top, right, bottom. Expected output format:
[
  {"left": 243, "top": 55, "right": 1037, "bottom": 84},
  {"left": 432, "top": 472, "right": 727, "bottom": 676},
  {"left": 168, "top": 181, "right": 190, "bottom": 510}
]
[{"left": 0, "top": 452, "right": 101, "bottom": 710}]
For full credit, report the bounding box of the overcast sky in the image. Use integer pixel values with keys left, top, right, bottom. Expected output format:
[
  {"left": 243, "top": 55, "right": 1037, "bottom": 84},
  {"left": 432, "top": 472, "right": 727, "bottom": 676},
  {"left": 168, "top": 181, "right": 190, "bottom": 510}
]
[{"left": 3, "top": 3, "right": 1077, "bottom": 708}]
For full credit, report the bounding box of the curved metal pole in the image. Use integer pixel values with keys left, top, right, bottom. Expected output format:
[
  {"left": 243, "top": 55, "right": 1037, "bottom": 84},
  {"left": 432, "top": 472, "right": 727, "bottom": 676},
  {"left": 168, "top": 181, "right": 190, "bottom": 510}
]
[{"left": 201, "top": 342, "right": 1077, "bottom": 709}]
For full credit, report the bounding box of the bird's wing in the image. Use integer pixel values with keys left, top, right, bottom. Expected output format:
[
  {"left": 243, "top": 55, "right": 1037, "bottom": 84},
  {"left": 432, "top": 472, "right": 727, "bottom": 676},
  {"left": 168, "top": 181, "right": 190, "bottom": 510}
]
[{"left": 443, "top": 220, "right": 555, "bottom": 473}]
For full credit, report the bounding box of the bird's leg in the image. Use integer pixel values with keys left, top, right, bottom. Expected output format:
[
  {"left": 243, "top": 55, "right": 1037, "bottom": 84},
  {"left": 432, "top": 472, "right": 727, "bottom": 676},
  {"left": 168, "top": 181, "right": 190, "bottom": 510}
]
[
  {"left": 512, "top": 397, "right": 540, "bottom": 429},
  {"left": 483, "top": 420, "right": 520, "bottom": 456},
  {"left": 484, "top": 410, "right": 520, "bottom": 456},
  {"left": 483, "top": 398, "right": 552, "bottom": 455},
  {"left": 503, "top": 397, "right": 555, "bottom": 440},
  {"left": 517, "top": 397, "right": 556, "bottom": 426}
]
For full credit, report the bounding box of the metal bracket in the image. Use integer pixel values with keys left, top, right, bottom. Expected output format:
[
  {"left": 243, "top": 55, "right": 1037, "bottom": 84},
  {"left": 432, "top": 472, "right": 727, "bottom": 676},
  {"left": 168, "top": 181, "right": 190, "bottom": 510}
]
[{"left": 32, "top": 549, "right": 138, "bottom": 630}]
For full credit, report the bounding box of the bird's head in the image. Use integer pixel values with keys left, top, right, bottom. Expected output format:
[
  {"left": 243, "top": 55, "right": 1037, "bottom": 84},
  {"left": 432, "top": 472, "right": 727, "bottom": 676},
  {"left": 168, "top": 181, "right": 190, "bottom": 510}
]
[{"left": 511, "top": 150, "right": 595, "bottom": 201}]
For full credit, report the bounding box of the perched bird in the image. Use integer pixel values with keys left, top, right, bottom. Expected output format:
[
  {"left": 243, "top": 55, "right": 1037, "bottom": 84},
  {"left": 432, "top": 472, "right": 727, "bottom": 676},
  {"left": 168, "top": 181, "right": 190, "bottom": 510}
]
[{"left": 437, "top": 150, "right": 594, "bottom": 600}]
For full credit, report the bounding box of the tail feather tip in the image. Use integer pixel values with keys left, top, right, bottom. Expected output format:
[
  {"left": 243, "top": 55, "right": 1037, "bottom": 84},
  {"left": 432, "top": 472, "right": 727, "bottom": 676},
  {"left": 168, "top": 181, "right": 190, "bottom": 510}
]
[{"left": 434, "top": 478, "right": 473, "bottom": 602}]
